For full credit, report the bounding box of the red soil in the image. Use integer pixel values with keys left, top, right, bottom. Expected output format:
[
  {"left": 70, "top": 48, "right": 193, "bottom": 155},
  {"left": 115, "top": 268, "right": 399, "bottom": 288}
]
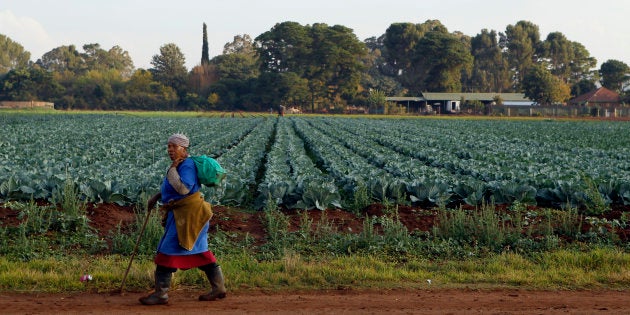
[
  {"left": 1, "top": 202, "right": 629, "bottom": 314},
  {"left": 1, "top": 288, "right": 629, "bottom": 314}
]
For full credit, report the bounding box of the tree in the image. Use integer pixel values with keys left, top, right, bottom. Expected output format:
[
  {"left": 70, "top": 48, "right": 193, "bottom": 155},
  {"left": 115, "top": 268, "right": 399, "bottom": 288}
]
[
  {"left": 381, "top": 20, "right": 472, "bottom": 93},
  {"left": 105, "top": 45, "right": 135, "bottom": 79},
  {"left": 82, "top": 43, "right": 109, "bottom": 71},
  {"left": 382, "top": 22, "right": 424, "bottom": 76},
  {"left": 37, "top": 45, "right": 86, "bottom": 74},
  {"left": 207, "top": 77, "right": 252, "bottom": 110},
  {"left": 413, "top": 30, "right": 473, "bottom": 92},
  {"left": 119, "top": 69, "right": 178, "bottom": 110},
  {"left": 256, "top": 22, "right": 366, "bottom": 109},
  {"left": 0, "top": 66, "right": 62, "bottom": 101},
  {"left": 568, "top": 42, "right": 597, "bottom": 86},
  {"left": 571, "top": 79, "right": 597, "bottom": 97},
  {"left": 256, "top": 21, "right": 312, "bottom": 74},
  {"left": 522, "top": 64, "right": 570, "bottom": 105},
  {"left": 366, "top": 89, "right": 387, "bottom": 113},
  {"left": 201, "top": 23, "right": 210, "bottom": 65},
  {"left": 223, "top": 34, "right": 255, "bottom": 55},
  {"left": 212, "top": 54, "right": 259, "bottom": 81},
  {"left": 383, "top": 20, "right": 447, "bottom": 75},
  {"left": 280, "top": 72, "right": 310, "bottom": 109},
  {"left": 468, "top": 29, "right": 511, "bottom": 92},
  {"left": 207, "top": 93, "right": 220, "bottom": 109},
  {"left": 250, "top": 72, "right": 295, "bottom": 110},
  {"left": 150, "top": 43, "right": 188, "bottom": 97},
  {"left": 34, "top": 43, "right": 135, "bottom": 109},
  {"left": 382, "top": 20, "right": 448, "bottom": 91},
  {"left": 501, "top": 21, "right": 541, "bottom": 88},
  {"left": 599, "top": 59, "right": 629, "bottom": 93},
  {"left": 0, "top": 34, "right": 31, "bottom": 75},
  {"left": 540, "top": 32, "right": 573, "bottom": 83},
  {"left": 212, "top": 34, "right": 259, "bottom": 81},
  {"left": 188, "top": 63, "right": 218, "bottom": 99},
  {"left": 189, "top": 34, "right": 260, "bottom": 108},
  {"left": 126, "top": 69, "right": 154, "bottom": 92},
  {"left": 80, "top": 43, "right": 135, "bottom": 78},
  {"left": 538, "top": 32, "right": 597, "bottom": 90},
  {"left": 307, "top": 23, "right": 366, "bottom": 106},
  {"left": 360, "top": 35, "right": 404, "bottom": 97}
]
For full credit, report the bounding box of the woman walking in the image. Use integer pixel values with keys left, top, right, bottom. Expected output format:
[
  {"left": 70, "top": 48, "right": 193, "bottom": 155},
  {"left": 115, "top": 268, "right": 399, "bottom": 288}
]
[{"left": 139, "top": 133, "right": 226, "bottom": 305}]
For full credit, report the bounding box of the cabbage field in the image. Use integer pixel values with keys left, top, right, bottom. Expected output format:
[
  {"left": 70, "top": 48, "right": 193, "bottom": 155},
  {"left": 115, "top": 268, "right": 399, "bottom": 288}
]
[{"left": 2, "top": 113, "right": 630, "bottom": 211}]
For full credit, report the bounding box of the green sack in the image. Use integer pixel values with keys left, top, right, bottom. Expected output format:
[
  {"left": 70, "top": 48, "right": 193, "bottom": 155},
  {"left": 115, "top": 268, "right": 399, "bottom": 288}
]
[{"left": 190, "top": 155, "right": 226, "bottom": 187}]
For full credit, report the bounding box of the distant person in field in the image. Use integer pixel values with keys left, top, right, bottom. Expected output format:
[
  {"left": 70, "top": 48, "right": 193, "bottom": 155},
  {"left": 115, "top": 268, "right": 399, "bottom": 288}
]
[
  {"left": 278, "top": 105, "right": 285, "bottom": 117},
  {"left": 139, "top": 133, "right": 227, "bottom": 305}
]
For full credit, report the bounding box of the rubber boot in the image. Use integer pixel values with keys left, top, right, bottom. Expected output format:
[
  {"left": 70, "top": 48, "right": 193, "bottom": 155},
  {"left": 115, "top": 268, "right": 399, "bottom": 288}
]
[
  {"left": 199, "top": 264, "right": 227, "bottom": 301},
  {"left": 139, "top": 270, "right": 172, "bottom": 305}
]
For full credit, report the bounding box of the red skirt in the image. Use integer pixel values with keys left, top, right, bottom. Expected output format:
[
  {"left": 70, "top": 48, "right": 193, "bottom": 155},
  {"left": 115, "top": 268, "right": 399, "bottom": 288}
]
[{"left": 154, "top": 250, "right": 217, "bottom": 270}]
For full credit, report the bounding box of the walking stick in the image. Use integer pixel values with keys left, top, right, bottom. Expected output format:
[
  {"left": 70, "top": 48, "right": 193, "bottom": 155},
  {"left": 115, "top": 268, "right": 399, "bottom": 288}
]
[{"left": 118, "top": 207, "right": 152, "bottom": 294}]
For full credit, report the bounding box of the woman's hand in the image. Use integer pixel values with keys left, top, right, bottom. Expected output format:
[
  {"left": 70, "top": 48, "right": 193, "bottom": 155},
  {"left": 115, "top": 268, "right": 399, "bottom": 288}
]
[
  {"left": 170, "top": 157, "right": 185, "bottom": 169},
  {"left": 147, "top": 193, "right": 161, "bottom": 212},
  {"left": 170, "top": 146, "right": 187, "bottom": 168}
]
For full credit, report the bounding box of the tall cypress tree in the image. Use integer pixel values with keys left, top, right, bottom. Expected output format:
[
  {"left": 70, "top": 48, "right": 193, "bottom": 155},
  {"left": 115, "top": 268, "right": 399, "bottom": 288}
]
[{"left": 201, "top": 23, "right": 210, "bottom": 65}]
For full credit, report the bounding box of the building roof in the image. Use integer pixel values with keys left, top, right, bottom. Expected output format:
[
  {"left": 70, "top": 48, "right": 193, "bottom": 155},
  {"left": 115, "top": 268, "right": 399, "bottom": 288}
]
[
  {"left": 422, "top": 92, "right": 530, "bottom": 102},
  {"left": 568, "top": 87, "right": 621, "bottom": 105},
  {"left": 387, "top": 93, "right": 532, "bottom": 103},
  {"left": 386, "top": 97, "right": 423, "bottom": 102}
]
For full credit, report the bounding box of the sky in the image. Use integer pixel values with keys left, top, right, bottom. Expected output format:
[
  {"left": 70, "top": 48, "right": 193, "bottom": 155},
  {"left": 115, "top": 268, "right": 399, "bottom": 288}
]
[{"left": 1, "top": 0, "right": 628, "bottom": 71}]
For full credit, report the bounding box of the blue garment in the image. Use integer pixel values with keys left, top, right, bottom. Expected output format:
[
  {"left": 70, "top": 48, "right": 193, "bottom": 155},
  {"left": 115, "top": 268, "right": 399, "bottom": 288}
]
[
  {"left": 157, "top": 158, "right": 209, "bottom": 255},
  {"left": 160, "top": 158, "right": 200, "bottom": 204}
]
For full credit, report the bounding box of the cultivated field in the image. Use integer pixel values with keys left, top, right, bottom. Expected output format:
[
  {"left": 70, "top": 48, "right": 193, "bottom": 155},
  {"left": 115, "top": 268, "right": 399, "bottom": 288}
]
[
  {"left": 2, "top": 113, "right": 630, "bottom": 210},
  {"left": 1, "top": 112, "right": 630, "bottom": 313}
]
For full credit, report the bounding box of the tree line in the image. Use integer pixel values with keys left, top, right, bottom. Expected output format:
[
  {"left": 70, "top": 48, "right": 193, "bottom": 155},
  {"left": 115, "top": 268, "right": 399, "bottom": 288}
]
[{"left": 1, "top": 20, "right": 629, "bottom": 112}]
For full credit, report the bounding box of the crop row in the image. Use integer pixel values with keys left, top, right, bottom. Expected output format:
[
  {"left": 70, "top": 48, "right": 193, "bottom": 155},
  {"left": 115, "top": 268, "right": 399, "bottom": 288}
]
[
  {"left": 1, "top": 113, "right": 629, "bottom": 210},
  {"left": 304, "top": 117, "right": 630, "bottom": 207}
]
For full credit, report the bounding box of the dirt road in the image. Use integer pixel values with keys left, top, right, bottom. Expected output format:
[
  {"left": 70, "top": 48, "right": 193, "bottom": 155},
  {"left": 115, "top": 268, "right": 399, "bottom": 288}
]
[{"left": 1, "top": 289, "right": 629, "bottom": 314}]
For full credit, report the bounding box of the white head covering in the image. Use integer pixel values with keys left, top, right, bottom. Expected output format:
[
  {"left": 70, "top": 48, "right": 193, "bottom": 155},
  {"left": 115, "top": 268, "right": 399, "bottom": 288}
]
[{"left": 167, "top": 133, "right": 190, "bottom": 148}]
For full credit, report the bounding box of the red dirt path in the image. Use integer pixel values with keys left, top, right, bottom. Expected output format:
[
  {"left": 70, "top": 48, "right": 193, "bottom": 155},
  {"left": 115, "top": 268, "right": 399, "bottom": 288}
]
[
  {"left": 1, "top": 202, "right": 630, "bottom": 313},
  {"left": 1, "top": 289, "right": 629, "bottom": 314}
]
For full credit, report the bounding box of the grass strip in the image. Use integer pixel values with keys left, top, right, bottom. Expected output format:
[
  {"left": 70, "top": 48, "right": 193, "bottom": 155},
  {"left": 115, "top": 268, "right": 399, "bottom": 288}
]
[{"left": 1, "top": 247, "right": 628, "bottom": 293}]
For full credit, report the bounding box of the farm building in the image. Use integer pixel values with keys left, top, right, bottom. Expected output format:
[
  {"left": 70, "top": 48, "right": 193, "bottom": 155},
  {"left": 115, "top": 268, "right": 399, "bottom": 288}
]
[
  {"left": 568, "top": 87, "right": 622, "bottom": 107},
  {"left": 0, "top": 101, "right": 55, "bottom": 109},
  {"left": 386, "top": 90, "right": 630, "bottom": 117},
  {"left": 567, "top": 87, "right": 626, "bottom": 118},
  {"left": 387, "top": 92, "right": 533, "bottom": 114},
  {"left": 384, "top": 97, "right": 423, "bottom": 113}
]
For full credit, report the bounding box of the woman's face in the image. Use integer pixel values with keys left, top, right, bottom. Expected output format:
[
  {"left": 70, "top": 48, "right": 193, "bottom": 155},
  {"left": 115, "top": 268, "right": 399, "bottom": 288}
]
[{"left": 167, "top": 142, "right": 186, "bottom": 161}]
